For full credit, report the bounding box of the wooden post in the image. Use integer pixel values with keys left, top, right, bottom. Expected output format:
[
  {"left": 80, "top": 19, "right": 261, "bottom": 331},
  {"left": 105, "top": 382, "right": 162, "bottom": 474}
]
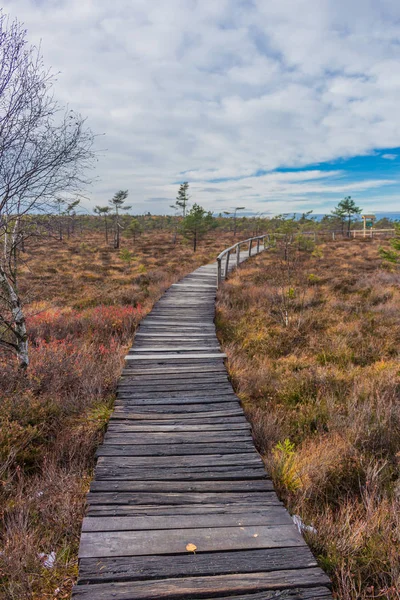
[
  {"left": 236, "top": 243, "right": 240, "bottom": 266},
  {"left": 225, "top": 250, "right": 230, "bottom": 277},
  {"left": 332, "top": 231, "right": 335, "bottom": 241},
  {"left": 257, "top": 238, "right": 260, "bottom": 253},
  {"left": 249, "top": 240, "right": 252, "bottom": 257},
  {"left": 217, "top": 258, "right": 222, "bottom": 287}
]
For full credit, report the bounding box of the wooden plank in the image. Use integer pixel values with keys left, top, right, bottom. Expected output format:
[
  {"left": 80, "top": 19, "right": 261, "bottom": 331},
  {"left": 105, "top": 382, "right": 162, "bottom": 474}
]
[
  {"left": 96, "top": 453, "right": 262, "bottom": 469},
  {"left": 200, "top": 589, "right": 332, "bottom": 600},
  {"left": 89, "top": 480, "right": 273, "bottom": 493},
  {"left": 134, "top": 333, "right": 217, "bottom": 337},
  {"left": 130, "top": 347, "right": 221, "bottom": 352},
  {"left": 120, "top": 373, "right": 229, "bottom": 382},
  {"left": 115, "top": 395, "right": 239, "bottom": 405},
  {"left": 78, "top": 547, "right": 318, "bottom": 584},
  {"left": 103, "top": 432, "right": 253, "bottom": 445},
  {"left": 125, "top": 353, "right": 227, "bottom": 360},
  {"left": 105, "top": 422, "right": 251, "bottom": 432},
  {"left": 73, "top": 569, "right": 330, "bottom": 599},
  {"left": 95, "top": 465, "right": 266, "bottom": 481},
  {"left": 111, "top": 403, "right": 242, "bottom": 414},
  {"left": 86, "top": 502, "right": 281, "bottom": 518},
  {"left": 110, "top": 409, "right": 243, "bottom": 420},
  {"left": 96, "top": 443, "right": 256, "bottom": 457},
  {"left": 117, "top": 382, "right": 233, "bottom": 391},
  {"left": 86, "top": 492, "right": 280, "bottom": 507},
  {"left": 86, "top": 503, "right": 281, "bottom": 517},
  {"left": 122, "top": 365, "right": 226, "bottom": 374},
  {"left": 79, "top": 524, "right": 305, "bottom": 558},
  {"left": 117, "top": 389, "right": 236, "bottom": 399},
  {"left": 82, "top": 508, "right": 292, "bottom": 531}
]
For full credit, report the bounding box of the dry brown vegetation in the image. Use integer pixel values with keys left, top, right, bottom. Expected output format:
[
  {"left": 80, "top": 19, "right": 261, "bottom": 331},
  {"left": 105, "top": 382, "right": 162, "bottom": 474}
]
[
  {"left": 216, "top": 238, "right": 400, "bottom": 599},
  {"left": 0, "top": 228, "right": 233, "bottom": 600}
]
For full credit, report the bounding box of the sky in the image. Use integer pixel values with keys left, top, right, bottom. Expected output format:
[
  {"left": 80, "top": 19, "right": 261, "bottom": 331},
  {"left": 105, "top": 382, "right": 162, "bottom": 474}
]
[{"left": 3, "top": 0, "right": 400, "bottom": 216}]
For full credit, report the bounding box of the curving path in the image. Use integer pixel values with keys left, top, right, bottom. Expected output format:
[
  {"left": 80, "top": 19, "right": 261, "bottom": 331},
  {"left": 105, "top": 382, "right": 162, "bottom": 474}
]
[{"left": 72, "top": 245, "right": 331, "bottom": 600}]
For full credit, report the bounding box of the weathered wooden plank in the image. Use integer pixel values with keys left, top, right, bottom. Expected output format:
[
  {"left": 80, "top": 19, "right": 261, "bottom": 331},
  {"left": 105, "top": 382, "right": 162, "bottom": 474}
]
[
  {"left": 122, "top": 365, "right": 227, "bottom": 374},
  {"left": 118, "top": 386, "right": 235, "bottom": 395},
  {"left": 82, "top": 508, "right": 292, "bottom": 532},
  {"left": 73, "top": 568, "right": 330, "bottom": 599},
  {"left": 110, "top": 409, "right": 243, "bottom": 420},
  {"left": 120, "top": 373, "right": 229, "bottom": 382},
  {"left": 96, "top": 453, "right": 262, "bottom": 469},
  {"left": 103, "top": 431, "right": 253, "bottom": 445},
  {"left": 117, "top": 382, "right": 233, "bottom": 392},
  {"left": 130, "top": 347, "right": 221, "bottom": 352},
  {"left": 200, "top": 589, "right": 332, "bottom": 600},
  {"left": 86, "top": 502, "right": 281, "bottom": 518},
  {"left": 86, "top": 491, "right": 279, "bottom": 507},
  {"left": 89, "top": 480, "right": 273, "bottom": 493},
  {"left": 78, "top": 547, "right": 317, "bottom": 584},
  {"left": 111, "top": 402, "right": 241, "bottom": 414},
  {"left": 125, "top": 353, "right": 227, "bottom": 360},
  {"left": 79, "top": 524, "right": 305, "bottom": 558},
  {"left": 134, "top": 332, "right": 217, "bottom": 337},
  {"left": 95, "top": 465, "right": 266, "bottom": 481},
  {"left": 105, "top": 422, "right": 250, "bottom": 432},
  {"left": 96, "top": 443, "right": 256, "bottom": 457},
  {"left": 115, "top": 395, "right": 239, "bottom": 405}
]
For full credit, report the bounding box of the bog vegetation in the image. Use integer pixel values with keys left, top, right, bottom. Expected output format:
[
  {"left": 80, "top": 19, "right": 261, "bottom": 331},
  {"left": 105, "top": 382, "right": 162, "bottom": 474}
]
[
  {"left": 0, "top": 220, "right": 239, "bottom": 599},
  {"left": 216, "top": 235, "right": 400, "bottom": 600}
]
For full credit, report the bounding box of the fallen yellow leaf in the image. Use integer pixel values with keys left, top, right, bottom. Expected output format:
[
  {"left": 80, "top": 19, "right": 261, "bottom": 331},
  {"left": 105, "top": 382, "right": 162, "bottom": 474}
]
[{"left": 186, "top": 543, "right": 197, "bottom": 553}]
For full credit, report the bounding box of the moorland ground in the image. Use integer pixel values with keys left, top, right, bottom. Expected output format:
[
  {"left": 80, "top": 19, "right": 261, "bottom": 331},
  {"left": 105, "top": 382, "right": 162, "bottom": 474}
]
[
  {"left": 0, "top": 228, "right": 234, "bottom": 600},
  {"left": 1, "top": 226, "right": 399, "bottom": 600},
  {"left": 216, "top": 237, "right": 400, "bottom": 600}
]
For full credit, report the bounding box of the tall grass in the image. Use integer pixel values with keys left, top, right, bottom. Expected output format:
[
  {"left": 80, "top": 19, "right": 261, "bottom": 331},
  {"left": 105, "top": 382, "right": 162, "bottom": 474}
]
[
  {"left": 216, "top": 238, "right": 400, "bottom": 599},
  {"left": 0, "top": 230, "right": 232, "bottom": 599}
]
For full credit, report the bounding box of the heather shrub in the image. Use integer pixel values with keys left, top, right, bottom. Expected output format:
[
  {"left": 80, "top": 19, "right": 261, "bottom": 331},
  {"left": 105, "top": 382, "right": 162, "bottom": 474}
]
[
  {"left": 1, "top": 229, "right": 235, "bottom": 598},
  {"left": 217, "top": 238, "right": 400, "bottom": 599}
]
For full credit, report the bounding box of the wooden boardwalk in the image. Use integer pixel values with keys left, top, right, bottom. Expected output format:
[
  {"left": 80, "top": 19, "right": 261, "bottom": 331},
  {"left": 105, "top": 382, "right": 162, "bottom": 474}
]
[{"left": 73, "top": 246, "right": 331, "bottom": 600}]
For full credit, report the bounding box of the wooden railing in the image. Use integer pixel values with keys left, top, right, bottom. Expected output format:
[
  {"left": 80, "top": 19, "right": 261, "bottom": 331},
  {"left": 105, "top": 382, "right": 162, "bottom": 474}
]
[
  {"left": 216, "top": 226, "right": 396, "bottom": 286},
  {"left": 216, "top": 233, "right": 272, "bottom": 286}
]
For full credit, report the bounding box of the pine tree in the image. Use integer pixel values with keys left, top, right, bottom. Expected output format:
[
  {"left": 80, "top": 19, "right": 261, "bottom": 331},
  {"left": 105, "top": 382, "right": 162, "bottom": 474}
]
[
  {"left": 172, "top": 182, "right": 190, "bottom": 217},
  {"left": 181, "top": 204, "right": 215, "bottom": 251},
  {"left": 109, "top": 190, "right": 131, "bottom": 249},
  {"left": 332, "top": 197, "right": 362, "bottom": 236}
]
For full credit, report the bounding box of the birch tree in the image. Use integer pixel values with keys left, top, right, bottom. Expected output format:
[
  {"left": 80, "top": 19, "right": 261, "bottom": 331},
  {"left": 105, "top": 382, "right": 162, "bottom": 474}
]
[{"left": 0, "top": 13, "right": 95, "bottom": 368}]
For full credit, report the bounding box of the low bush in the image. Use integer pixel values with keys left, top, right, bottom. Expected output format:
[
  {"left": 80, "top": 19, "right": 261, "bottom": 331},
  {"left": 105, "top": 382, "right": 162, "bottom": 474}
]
[{"left": 216, "top": 239, "right": 400, "bottom": 599}]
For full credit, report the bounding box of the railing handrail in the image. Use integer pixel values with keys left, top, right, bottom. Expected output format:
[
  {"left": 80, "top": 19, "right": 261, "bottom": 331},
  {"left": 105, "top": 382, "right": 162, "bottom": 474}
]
[
  {"left": 217, "top": 234, "right": 268, "bottom": 261},
  {"left": 216, "top": 233, "right": 276, "bottom": 286}
]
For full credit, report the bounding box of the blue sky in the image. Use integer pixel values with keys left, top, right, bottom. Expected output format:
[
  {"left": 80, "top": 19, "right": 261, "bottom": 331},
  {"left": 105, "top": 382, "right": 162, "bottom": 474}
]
[{"left": 2, "top": 0, "right": 400, "bottom": 215}]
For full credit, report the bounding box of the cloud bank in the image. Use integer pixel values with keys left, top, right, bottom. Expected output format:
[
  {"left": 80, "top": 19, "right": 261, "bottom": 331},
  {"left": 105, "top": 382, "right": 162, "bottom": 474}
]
[{"left": 2, "top": 0, "right": 400, "bottom": 214}]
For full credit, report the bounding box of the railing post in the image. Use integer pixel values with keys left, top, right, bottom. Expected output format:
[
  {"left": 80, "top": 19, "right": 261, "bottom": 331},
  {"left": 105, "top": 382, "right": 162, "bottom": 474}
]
[
  {"left": 257, "top": 237, "right": 260, "bottom": 253},
  {"left": 225, "top": 250, "right": 230, "bottom": 277},
  {"left": 236, "top": 243, "right": 240, "bottom": 266},
  {"left": 249, "top": 239, "right": 252, "bottom": 257},
  {"left": 217, "top": 258, "right": 222, "bottom": 287}
]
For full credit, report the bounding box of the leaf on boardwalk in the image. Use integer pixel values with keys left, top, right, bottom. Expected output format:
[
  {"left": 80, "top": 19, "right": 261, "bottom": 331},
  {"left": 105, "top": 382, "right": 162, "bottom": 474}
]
[{"left": 186, "top": 543, "right": 197, "bottom": 553}]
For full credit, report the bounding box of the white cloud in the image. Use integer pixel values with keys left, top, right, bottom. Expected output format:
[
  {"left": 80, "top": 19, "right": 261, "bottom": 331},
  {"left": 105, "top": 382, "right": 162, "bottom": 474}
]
[
  {"left": 382, "top": 153, "right": 397, "bottom": 160},
  {"left": 1, "top": 0, "right": 400, "bottom": 214}
]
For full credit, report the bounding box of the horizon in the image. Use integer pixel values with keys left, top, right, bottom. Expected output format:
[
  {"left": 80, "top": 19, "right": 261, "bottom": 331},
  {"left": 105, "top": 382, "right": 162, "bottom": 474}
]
[{"left": 3, "top": 1, "right": 400, "bottom": 215}]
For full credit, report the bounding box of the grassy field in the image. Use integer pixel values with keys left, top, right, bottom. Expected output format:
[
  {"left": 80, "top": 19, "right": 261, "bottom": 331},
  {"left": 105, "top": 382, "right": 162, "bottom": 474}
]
[
  {"left": 0, "top": 229, "right": 233, "bottom": 600},
  {"left": 216, "top": 237, "right": 400, "bottom": 599}
]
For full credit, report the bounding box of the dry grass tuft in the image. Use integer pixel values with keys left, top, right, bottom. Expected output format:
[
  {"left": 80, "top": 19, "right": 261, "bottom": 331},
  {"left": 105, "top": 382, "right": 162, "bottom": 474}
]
[{"left": 217, "top": 238, "right": 400, "bottom": 599}]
